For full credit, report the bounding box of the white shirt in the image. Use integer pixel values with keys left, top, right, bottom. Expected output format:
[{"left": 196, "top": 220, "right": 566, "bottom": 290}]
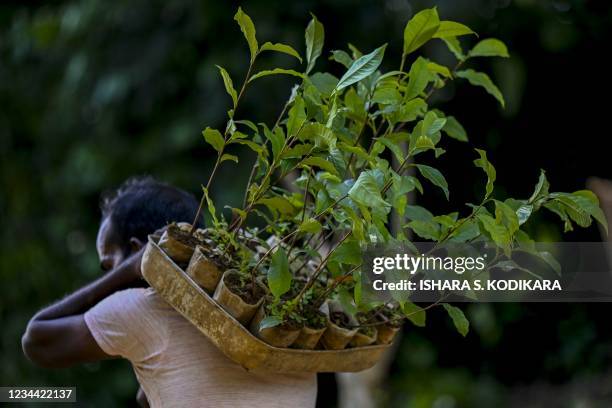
[{"left": 85, "top": 288, "right": 317, "bottom": 408}]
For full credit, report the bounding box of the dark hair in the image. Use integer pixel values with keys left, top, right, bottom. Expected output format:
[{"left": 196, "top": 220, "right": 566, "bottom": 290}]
[{"left": 100, "top": 176, "right": 201, "bottom": 251}]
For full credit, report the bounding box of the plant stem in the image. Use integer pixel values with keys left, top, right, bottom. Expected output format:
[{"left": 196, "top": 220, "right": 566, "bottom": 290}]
[
  {"left": 288, "top": 169, "right": 313, "bottom": 257},
  {"left": 312, "top": 264, "right": 361, "bottom": 307},
  {"left": 293, "top": 230, "right": 351, "bottom": 305},
  {"left": 241, "top": 100, "right": 290, "bottom": 209},
  {"left": 190, "top": 60, "right": 256, "bottom": 235}
]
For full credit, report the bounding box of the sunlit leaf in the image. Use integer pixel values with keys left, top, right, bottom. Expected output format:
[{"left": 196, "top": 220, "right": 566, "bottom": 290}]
[
  {"left": 442, "top": 303, "right": 469, "bottom": 337},
  {"left": 202, "top": 127, "right": 225, "bottom": 153},
  {"left": 403, "top": 8, "right": 440, "bottom": 57},
  {"left": 234, "top": 7, "right": 258, "bottom": 63},
  {"left": 469, "top": 38, "right": 509, "bottom": 58},
  {"left": 335, "top": 44, "right": 387, "bottom": 91},
  {"left": 456, "top": 69, "right": 505, "bottom": 107},
  {"left": 260, "top": 41, "right": 302, "bottom": 62},
  {"left": 216, "top": 65, "right": 238, "bottom": 107},
  {"left": 305, "top": 14, "right": 324, "bottom": 74}
]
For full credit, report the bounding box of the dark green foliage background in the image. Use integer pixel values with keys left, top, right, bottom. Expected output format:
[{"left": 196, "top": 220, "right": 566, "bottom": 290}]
[{"left": 1, "top": 0, "right": 610, "bottom": 406}]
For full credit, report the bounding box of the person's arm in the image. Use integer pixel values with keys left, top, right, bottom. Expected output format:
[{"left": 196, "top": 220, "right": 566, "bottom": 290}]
[{"left": 21, "top": 249, "right": 145, "bottom": 368}]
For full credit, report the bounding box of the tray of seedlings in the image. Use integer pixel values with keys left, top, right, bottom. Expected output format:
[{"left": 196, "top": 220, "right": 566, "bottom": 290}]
[
  {"left": 142, "top": 8, "right": 603, "bottom": 373},
  {"left": 142, "top": 225, "right": 396, "bottom": 373}
]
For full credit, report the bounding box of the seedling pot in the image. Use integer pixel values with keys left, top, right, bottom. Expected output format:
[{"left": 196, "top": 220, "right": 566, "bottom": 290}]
[
  {"left": 349, "top": 328, "right": 378, "bottom": 347},
  {"left": 292, "top": 325, "right": 327, "bottom": 350},
  {"left": 186, "top": 245, "right": 222, "bottom": 293},
  {"left": 213, "top": 270, "right": 264, "bottom": 325},
  {"left": 249, "top": 305, "right": 301, "bottom": 348},
  {"left": 321, "top": 320, "right": 358, "bottom": 350},
  {"left": 158, "top": 223, "right": 196, "bottom": 265},
  {"left": 376, "top": 324, "right": 401, "bottom": 345},
  {"left": 142, "top": 235, "right": 390, "bottom": 372}
]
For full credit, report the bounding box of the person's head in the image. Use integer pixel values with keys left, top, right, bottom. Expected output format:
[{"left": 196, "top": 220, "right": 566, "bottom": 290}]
[{"left": 96, "top": 176, "right": 200, "bottom": 271}]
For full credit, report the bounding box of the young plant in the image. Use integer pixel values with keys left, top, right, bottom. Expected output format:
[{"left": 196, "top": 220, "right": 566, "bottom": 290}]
[{"left": 187, "top": 7, "right": 606, "bottom": 339}]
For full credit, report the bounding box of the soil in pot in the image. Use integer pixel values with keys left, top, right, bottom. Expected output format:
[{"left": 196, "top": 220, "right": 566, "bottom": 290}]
[
  {"left": 321, "top": 311, "right": 357, "bottom": 350},
  {"left": 249, "top": 304, "right": 302, "bottom": 348},
  {"left": 213, "top": 270, "right": 266, "bottom": 325},
  {"left": 291, "top": 309, "right": 327, "bottom": 350},
  {"left": 158, "top": 222, "right": 200, "bottom": 265},
  {"left": 185, "top": 245, "right": 223, "bottom": 293},
  {"left": 349, "top": 326, "right": 378, "bottom": 347}
]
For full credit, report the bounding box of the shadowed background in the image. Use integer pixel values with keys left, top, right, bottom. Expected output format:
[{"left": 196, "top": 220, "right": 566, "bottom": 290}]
[{"left": 1, "top": 0, "right": 611, "bottom": 406}]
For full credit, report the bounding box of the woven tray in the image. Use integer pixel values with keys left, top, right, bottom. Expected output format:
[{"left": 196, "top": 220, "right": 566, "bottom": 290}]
[{"left": 141, "top": 235, "right": 390, "bottom": 373}]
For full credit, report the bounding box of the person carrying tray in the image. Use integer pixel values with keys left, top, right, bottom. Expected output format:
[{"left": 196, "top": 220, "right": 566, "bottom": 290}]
[{"left": 22, "top": 176, "right": 317, "bottom": 407}]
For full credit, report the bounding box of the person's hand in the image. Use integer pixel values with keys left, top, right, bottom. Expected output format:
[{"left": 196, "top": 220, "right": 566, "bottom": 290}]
[{"left": 113, "top": 247, "right": 146, "bottom": 284}]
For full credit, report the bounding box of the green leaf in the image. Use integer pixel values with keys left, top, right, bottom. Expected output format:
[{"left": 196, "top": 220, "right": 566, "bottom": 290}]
[
  {"left": 572, "top": 190, "right": 608, "bottom": 234},
  {"left": 349, "top": 170, "right": 390, "bottom": 209},
  {"left": 477, "top": 213, "right": 510, "bottom": 246},
  {"left": 202, "top": 127, "right": 225, "bottom": 153},
  {"left": 281, "top": 143, "right": 312, "bottom": 159},
  {"left": 456, "top": 69, "right": 505, "bottom": 107},
  {"left": 267, "top": 248, "right": 291, "bottom": 298},
  {"left": 335, "top": 44, "right": 387, "bottom": 91},
  {"left": 473, "top": 148, "right": 496, "bottom": 198},
  {"left": 421, "top": 111, "right": 446, "bottom": 136},
  {"left": 263, "top": 125, "right": 285, "bottom": 161},
  {"left": 201, "top": 186, "right": 218, "bottom": 226},
  {"left": 234, "top": 7, "right": 258, "bottom": 63},
  {"left": 405, "top": 205, "right": 434, "bottom": 222},
  {"left": 396, "top": 98, "right": 427, "bottom": 122},
  {"left": 416, "top": 164, "right": 449, "bottom": 200},
  {"left": 433, "top": 21, "right": 475, "bottom": 38},
  {"left": 543, "top": 200, "right": 573, "bottom": 232},
  {"left": 259, "top": 41, "right": 302, "bottom": 62},
  {"left": 377, "top": 137, "right": 405, "bottom": 162},
  {"left": 329, "top": 50, "right": 352, "bottom": 68},
  {"left": 469, "top": 38, "right": 509, "bottom": 58},
  {"left": 548, "top": 192, "right": 601, "bottom": 231},
  {"left": 232, "top": 139, "right": 265, "bottom": 155},
  {"left": 443, "top": 37, "right": 466, "bottom": 61},
  {"left": 494, "top": 200, "right": 519, "bottom": 237},
  {"left": 427, "top": 61, "right": 452, "bottom": 78},
  {"left": 388, "top": 174, "right": 418, "bottom": 215},
  {"left": 287, "top": 96, "right": 306, "bottom": 137},
  {"left": 298, "top": 218, "right": 322, "bottom": 234},
  {"left": 442, "top": 304, "right": 469, "bottom": 337},
  {"left": 404, "top": 57, "right": 433, "bottom": 100},
  {"left": 408, "top": 219, "right": 441, "bottom": 240},
  {"left": 220, "top": 153, "right": 238, "bottom": 163},
  {"left": 443, "top": 116, "right": 468, "bottom": 141},
  {"left": 259, "top": 315, "right": 282, "bottom": 330},
  {"left": 539, "top": 251, "right": 562, "bottom": 276},
  {"left": 309, "top": 72, "right": 339, "bottom": 96},
  {"left": 329, "top": 238, "right": 361, "bottom": 265},
  {"left": 257, "top": 196, "right": 295, "bottom": 216},
  {"left": 528, "top": 170, "right": 550, "bottom": 206},
  {"left": 448, "top": 219, "right": 480, "bottom": 242},
  {"left": 401, "top": 301, "right": 426, "bottom": 327},
  {"left": 301, "top": 156, "right": 339, "bottom": 176},
  {"left": 248, "top": 68, "right": 305, "bottom": 83},
  {"left": 305, "top": 14, "right": 324, "bottom": 74},
  {"left": 216, "top": 65, "right": 238, "bottom": 108},
  {"left": 403, "top": 8, "right": 440, "bottom": 57}
]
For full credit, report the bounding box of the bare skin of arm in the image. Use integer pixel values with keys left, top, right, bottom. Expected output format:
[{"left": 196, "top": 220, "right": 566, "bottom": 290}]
[{"left": 21, "top": 248, "right": 145, "bottom": 368}]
